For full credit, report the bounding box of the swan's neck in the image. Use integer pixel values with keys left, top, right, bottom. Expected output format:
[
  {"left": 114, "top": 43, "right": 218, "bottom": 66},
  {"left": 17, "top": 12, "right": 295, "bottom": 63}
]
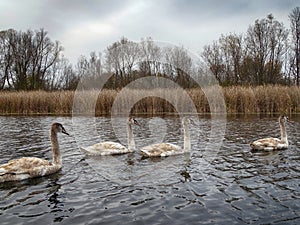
[
  {"left": 279, "top": 121, "right": 288, "bottom": 144},
  {"left": 183, "top": 124, "right": 191, "bottom": 152},
  {"left": 50, "top": 130, "right": 61, "bottom": 165},
  {"left": 127, "top": 123, "right": 135, "bottom": 150}
]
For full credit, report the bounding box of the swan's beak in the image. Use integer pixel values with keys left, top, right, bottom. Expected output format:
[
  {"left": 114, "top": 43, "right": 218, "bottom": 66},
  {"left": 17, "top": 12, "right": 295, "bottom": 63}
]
[
  {"left": 133, "top": 119, "right": 141, "bottom": 126},
  {"left": 62, "top": 128, "right": 69, "bottom": 135}
]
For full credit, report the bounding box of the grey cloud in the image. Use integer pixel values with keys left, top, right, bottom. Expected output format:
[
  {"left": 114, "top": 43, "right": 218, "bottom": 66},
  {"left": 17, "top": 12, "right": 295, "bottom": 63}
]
[
  {"left": 1, "top": 0, "right": 298, "bottom": 63},
  {"left": 34, "top": 0, "right": 133, "bottom": 33}
]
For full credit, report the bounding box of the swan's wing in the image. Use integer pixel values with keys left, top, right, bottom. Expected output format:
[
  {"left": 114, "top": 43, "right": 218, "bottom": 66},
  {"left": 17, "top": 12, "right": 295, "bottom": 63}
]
[
  {"left": 0, "top": 157, "right": 60, "bottom": 182},
  {"left": 80, "top": 141, "right": 131, "bottom": 156},
  {"left": 250, "top": 137, "right": 283, "bottom": 150},
  {"left": 140, "top": 143, "right": 182, "bottom": 157},
  {"left": 0, "top": 157, "right": 52, "bottom": 175}
]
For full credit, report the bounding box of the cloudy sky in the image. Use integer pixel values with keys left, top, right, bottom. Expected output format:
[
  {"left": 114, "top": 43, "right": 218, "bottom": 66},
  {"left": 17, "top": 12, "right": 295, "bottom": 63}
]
[{"left": 0, "top": 0, "right": 298, "bottom": 63}]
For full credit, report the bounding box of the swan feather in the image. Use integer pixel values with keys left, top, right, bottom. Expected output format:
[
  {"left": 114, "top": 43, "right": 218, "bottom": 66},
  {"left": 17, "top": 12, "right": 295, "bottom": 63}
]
[
  {"left": 140, "top": 143, "right": 183, "bottom": 157},
  {"left": 0, "top": 122, "right": 68, "bottom": 183},
  {"left": 80, "top": 141, "right": 133, "bottom": 156},
  {"left": 250, "top": 115, "right": 289, "bottom": 151},
  {"left": 0, "top": 157, "right": 61, "bottom": 182},
  {"left": 250, "top": 137, "right": 287, "bottom": 150},
  {"left": 80, "top": 117, "right": 139, "bottom": 156}
]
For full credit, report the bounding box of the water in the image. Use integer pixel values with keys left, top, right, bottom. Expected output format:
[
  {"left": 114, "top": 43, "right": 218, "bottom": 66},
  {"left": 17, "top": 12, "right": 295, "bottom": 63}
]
[{"left": 0, "top": 115, "right": 299, "bottom": 224}]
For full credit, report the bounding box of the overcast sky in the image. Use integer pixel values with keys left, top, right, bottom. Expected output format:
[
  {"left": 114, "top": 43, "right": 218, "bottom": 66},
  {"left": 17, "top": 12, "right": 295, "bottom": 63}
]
[{"left": 0, "top": 0, "right": 298, "bottom": 63}]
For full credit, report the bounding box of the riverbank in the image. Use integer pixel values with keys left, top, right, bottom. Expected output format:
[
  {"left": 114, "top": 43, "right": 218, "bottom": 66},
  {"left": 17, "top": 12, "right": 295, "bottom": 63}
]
[{"left": 0, "top": 85, "right": 299, "bottom": 116}]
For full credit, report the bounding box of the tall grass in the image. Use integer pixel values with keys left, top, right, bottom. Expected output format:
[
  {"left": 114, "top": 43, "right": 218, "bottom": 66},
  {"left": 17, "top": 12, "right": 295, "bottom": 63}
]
[
  {"left": 223, "top": 85, "right": 300, "bottom": 114},
  {"left": 0, "top": 85, "right": 299, "bottom": 116},
  {"left": 0, "top": 91, "right": 74, "bottom": 115}
]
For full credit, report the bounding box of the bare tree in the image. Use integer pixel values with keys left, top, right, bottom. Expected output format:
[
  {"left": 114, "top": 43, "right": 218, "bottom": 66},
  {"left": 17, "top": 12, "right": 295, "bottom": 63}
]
[
  {"left": 8, "top": 29, "right": 34, "bottom": 90},
  {"left": 105, "top": 40, "right": 122, "bottom": 88},
  {"left": 289, "top": 7, "right": 300, "bottom": 86},
  {"left": 104, "top": 37, "right": 143, "bottom": 88},
  {"left": 47, "top": 56, "right": 78, "bottom": 90},
  {"left": 164, "top": 45, "right": 193, "bottom": 87},
  {"left": 219, "top": 33, "right": 244, "bottom": 84},
  {"left": 122, "top": 39, "right": 141, "bottom": 76},
  {"left": 266, "top": 15, "right": 288, "bottom": 84},
  {"left": 0, "top": 29, "right": 15, "bottom": 89},
  {"left": 139, "top": 37, "right": 161, "bottom": 75},
  {"left": 245, "top": 14, "right": 288, "bottom": 84},
  {"left": 245, "top": 16, "right": 270, "bottom": 84},
  {"left": 201, "top": 41, "right": 226, "bottom": 83},
  {"left": 31, "top": 28, "right": 63, "bottom": 89},
  {"left": 88, "top": 51, "right": 102, "bottom": 77},
  {"left": 0, "top": 28, "right": 63, "bottom": 90}
]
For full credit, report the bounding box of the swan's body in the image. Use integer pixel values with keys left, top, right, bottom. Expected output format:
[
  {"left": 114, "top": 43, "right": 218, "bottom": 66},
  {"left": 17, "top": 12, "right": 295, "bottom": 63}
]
[
  {"left": 140, "top": 117, "right": 191, "bottom": 157},
  {"left": 250, "top": 115, "right": 289, "bottom": 151},
  {"left": 0, "top": 123, "right": 69, "bottom": 183},
  {"left": 80, "top": 117, "right": 140, "bottom": 156},
  {"left": 81, "top": 141, "right": 129, "bottom": 156}
]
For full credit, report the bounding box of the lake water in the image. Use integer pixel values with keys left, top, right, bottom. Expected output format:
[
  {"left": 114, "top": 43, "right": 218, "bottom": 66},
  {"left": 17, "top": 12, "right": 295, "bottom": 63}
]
[{"left": 0, "top": 115, "right": 299, "bottom": 224}]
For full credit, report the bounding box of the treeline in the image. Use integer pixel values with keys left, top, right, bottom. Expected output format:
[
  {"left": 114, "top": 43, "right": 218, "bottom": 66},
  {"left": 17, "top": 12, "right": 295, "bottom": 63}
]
[
  {"left": 0, "top": 7, "right": 299, "bottom": 91},
  {"left": 202, "top": 11, "right": 300, "bottom": 86},
  {"left": 0, "top": 28, "right": 79, "bottom": 90}
]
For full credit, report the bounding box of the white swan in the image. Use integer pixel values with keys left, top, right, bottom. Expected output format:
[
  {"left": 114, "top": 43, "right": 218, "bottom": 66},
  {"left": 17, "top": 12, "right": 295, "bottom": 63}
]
[
  {"left": 80, "top": 117, "right": 140, "bottom": 156},
  {"left": 140, "top": 117, "right": 191, "bottom": 157},
  {"left": 0, "top": 123, "right": 69, "bottom": 183},
  {"left": 250, "top": 115, "right": 289, "bottom": 151}
]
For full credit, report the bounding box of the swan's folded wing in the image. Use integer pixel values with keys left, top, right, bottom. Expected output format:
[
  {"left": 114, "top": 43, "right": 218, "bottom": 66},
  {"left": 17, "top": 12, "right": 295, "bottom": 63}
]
[
  {"left": 93, "top": 141, "right": 127, "bottom": 150},
  {"left": 0, "top": 157, "right": 52, "bottom": 175},
  {"left": 141, "top": 143, "right": 182, "bottom": 157},
  {"left": 80, "top": 141, "right": 130, "bottom": 155},
  {"left": 250, "top": 137, "right": 281, "bottom": 150}
]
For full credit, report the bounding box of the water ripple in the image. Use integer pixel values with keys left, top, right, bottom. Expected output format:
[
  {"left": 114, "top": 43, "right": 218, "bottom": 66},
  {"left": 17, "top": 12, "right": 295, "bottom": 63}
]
[{"left": 0, "top": 116, "right": 299, "bottom": 224}]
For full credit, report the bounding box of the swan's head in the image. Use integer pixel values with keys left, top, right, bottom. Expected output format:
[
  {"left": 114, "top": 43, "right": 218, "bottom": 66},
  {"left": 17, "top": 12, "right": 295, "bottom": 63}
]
[
  {"left": 279, "top": 115, "right": 288, "bottom": 124},
  {"left": 128, "top": 117, "right": 140, "bottom": 126},
  {"left": 182, "top": 117, "right": 190, "bottom": 126},
  {"left": 52, "top": 123, "right": 69, "bottom": 135}
]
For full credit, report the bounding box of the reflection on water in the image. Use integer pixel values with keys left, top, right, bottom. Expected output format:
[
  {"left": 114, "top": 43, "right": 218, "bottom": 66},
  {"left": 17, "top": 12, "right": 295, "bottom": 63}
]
[{"left": 0, "top": 116, "right": 299, "bottom": 224}]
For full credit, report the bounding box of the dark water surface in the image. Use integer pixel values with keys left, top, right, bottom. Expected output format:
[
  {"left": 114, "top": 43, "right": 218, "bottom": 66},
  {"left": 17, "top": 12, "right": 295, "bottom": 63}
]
[{"left": 0, "top": 116, "right": 299, "bottom": 224}]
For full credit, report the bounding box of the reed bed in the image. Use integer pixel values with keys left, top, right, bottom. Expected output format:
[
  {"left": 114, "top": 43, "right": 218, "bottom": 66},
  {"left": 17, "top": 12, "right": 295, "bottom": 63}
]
[
  {"left": 223, "top": 85, "right": 300, "bottom": 114},
  {"left": 0, "top": 91, "right": 74, "bottom": 115},
  {"left": 0, "top": 85, "right": 299, "bottom": 116}
]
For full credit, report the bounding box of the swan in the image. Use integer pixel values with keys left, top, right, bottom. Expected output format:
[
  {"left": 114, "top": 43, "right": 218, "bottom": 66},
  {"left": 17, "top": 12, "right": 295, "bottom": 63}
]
[
  {"left": 140, "top": 117, "right": 191, "bottom": 157},
  {"left": 0, "top": 123, "right": 69, "bottom": 183},
  {"left": 80, "top": 117, "right": 140, "bottom": 156},
  {"left": 250, "top": 115, "right": 289, "bottom": 151}
]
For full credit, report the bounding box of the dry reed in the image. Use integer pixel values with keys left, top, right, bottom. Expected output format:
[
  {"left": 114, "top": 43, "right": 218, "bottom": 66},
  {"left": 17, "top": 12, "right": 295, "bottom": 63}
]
[{"left": 0, "top": 85, "right": 299, "bottom": 116}]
